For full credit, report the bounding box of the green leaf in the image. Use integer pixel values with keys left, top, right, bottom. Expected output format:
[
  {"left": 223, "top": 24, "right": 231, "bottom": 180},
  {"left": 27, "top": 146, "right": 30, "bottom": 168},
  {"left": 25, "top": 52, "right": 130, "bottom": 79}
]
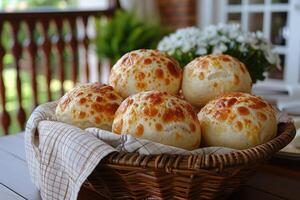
[{"left": 94, "top": 9, "right": 168, "bottom": 64}]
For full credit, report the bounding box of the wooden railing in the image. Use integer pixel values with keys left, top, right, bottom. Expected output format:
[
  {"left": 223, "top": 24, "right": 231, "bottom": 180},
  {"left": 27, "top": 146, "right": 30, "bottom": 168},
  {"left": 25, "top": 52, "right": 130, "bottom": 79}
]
[{"left": 0, "top": 7, "right": 117, "bottom": 135}]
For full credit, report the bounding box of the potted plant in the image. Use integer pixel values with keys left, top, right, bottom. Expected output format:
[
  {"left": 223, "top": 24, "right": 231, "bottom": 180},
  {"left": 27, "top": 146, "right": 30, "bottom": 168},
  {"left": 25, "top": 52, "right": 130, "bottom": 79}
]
[
  {"left": 157, "top": 24, "right": 280, "bottom": 83},
  {"left": 95, "top": 9, "right": 167, "bottom": 65}
]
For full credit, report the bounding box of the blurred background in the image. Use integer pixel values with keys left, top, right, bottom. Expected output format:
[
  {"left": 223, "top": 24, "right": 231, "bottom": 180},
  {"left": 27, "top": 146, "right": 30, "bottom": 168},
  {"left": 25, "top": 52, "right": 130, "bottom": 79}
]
[{"left": 0, "top": 0, "right": 299, "bottom": 135}]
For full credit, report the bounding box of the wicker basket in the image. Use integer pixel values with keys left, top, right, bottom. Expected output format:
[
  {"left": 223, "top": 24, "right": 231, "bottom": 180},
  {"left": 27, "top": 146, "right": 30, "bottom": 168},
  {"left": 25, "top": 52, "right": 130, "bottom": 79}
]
[{"left": 84, "top": 122, "right": 295, "bottom": 200}]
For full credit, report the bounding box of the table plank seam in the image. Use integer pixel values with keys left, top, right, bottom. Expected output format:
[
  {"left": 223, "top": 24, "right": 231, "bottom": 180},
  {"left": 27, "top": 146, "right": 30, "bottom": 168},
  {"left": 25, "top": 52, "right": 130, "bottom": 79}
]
[
  {"left": 0, "top": 146, "right": 26, "bottom": 162},
  {"left": 245, "top": 184, "right": 290, "bottom": 200},
  {"left": 0, "top": 182, "right": 27, "bottom": 200}
]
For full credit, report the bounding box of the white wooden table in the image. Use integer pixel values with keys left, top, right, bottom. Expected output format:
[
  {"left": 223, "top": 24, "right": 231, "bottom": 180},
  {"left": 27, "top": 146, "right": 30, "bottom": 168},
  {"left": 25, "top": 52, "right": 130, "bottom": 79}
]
[
  {"left": 0, "top": 133, "right": 299, "bottom": 200},
  {"left": 0, "top": 133, "right": 41, "bottom": 200}
]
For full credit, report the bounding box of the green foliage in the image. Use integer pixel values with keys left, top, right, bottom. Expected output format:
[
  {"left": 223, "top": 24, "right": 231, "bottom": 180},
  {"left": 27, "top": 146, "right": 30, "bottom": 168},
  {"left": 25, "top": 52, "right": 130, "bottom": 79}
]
[
  {"left": 172, "top": 44, "right": 274, "bottom": 83},
  {"left": 0, "top": 68, "right": 70, "bottom": 135},
  {"left": 158, "top": 25, "right": 279, "bottom": 83},
  {"left": 27, "top": 0, "right": 63, "bottom": 7},
  {"left": 224, "top": 45, "right": 272, "bottom": 83},
  {"left": 1, "top": 0, "right": 77, "bottom": 9},
  {"left": 172, "top": 48, "right": 197, "bottom": 68},
  {"left": 95, "top": 10, "right": 168, "bottom": 64}
]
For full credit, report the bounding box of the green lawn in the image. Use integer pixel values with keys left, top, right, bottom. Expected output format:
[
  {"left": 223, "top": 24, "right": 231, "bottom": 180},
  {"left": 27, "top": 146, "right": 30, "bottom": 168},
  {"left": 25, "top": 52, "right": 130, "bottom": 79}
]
[{"left": 1, "top": 68, "right": 73, "bottom": 135}]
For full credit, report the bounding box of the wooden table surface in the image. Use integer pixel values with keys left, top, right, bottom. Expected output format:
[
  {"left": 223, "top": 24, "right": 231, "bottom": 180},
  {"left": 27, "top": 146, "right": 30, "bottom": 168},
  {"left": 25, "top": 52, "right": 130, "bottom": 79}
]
[{"left": 0, "top": 133, "right": 299, "bottom": 200}]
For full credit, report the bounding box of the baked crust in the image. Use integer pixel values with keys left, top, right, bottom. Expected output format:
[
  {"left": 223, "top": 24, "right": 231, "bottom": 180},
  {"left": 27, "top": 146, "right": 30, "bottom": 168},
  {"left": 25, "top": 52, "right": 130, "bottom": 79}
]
[
  {"left": 182, "top": 54, "right": 252, "bottom": 107},
  {"left": 56, "top": 83, "right": 123, "bottom": 130},
  {"left": 112, "top": 91, "right": 201, "bottom": 150},
  {"left": 198, "top": 92, "right": 277, "bottom": 149},
  {"left": 109, "top": 49, "right": 182, "bottom": 98}
]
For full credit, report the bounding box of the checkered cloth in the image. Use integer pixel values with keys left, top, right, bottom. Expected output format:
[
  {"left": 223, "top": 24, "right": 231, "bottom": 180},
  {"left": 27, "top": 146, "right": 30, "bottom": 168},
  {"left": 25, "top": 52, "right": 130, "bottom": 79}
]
[{"left": 25, "top": 102, "right": 235, "bottom": 200}]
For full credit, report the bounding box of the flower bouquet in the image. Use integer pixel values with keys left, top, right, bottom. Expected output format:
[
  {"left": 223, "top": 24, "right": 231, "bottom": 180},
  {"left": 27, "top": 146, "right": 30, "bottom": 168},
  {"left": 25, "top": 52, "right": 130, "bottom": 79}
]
[{"left": 157, "top": 24, "right": 280, "bottom": 83}]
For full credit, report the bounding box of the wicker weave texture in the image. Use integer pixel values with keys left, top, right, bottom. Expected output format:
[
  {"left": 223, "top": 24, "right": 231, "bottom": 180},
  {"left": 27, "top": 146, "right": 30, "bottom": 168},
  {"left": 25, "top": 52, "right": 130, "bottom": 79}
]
[{"left": 86, "top": 122, "right": 295, "bottom": 200}]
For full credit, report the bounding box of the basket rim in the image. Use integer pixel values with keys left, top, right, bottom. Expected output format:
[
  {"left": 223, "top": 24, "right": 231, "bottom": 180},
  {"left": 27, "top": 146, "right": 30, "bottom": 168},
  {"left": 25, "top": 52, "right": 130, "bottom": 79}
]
[{"left": 103, "top": 122, "right": 296, "bottom": 172}]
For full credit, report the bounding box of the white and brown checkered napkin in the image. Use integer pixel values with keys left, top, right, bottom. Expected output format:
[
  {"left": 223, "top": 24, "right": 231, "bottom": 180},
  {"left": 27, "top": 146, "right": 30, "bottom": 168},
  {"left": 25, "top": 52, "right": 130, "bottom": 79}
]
[{"left": 25, "top": 102, "right": 235, "bottom": 200}]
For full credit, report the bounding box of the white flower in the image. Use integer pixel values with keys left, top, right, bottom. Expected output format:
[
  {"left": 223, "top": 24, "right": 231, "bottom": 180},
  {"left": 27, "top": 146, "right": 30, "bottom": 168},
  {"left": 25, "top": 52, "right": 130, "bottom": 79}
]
[
  {"left": 237, "top": 35, "right": 246, "bottom": 43},
  {"left": 264, "top": 45, "right": 277, "bottom": 64},
  {"left": 157, "top": 26, "right": 202, "bottom": 53},
  {"left": 219, "top": 35, "right": 230, "bottom": 43},
  {"left": 196, "top": 47, "right": 207, "bottom": 55},
  {"left": 275, "top": 54, "right": 282, "bottom": 70},
  {"left": 157, "top": 23, "right": 279, "bottom": 67},
  {"left": 212, "top": 43, "right": 228, "bottom": 54},
  {"left": 208, "top": 38, "right": 220, "bottom": 46},
  {"left": 239, "top": 43, "right": 248, "bottom": 52},
  {"left": 256, "top": 31, "right": 264, "bottom": 39}
]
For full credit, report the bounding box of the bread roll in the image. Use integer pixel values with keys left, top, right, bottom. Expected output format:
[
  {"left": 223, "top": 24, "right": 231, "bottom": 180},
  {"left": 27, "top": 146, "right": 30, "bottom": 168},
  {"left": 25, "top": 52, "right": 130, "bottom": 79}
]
[
  {"left": 198, "top": 92, "right": 277, "bottom": 149},
  {"left": 112, "top": 91, "right": 201, "bottom": 150},
  {"left": 109, "top": 49, "right": 182, "bottom": 98},
  {"left": 56, "top": 83, "right": 123, "bottom": 130},
  {"left": 182, "top": 54, "right": 252, "bottom": 107}
]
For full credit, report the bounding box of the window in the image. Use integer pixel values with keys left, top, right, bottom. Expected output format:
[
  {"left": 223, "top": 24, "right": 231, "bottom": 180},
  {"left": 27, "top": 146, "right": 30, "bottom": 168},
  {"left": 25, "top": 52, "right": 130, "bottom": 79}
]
[{"left": 200, "top": 0, "right": 300, "bottom": 88}]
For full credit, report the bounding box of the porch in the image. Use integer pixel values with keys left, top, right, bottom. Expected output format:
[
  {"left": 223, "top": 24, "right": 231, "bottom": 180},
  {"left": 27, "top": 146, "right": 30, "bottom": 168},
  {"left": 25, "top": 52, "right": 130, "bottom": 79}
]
[{"left": 0, "top": 1, "right": 300, "bottom": 199}]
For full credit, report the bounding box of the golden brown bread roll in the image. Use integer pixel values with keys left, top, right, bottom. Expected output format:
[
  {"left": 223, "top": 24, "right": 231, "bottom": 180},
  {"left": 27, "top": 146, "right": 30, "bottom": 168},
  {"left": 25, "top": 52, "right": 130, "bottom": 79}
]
[
  {"left": 182, "top": 54, "right": 252, "bottom": 107},
  {"left": 198, "top": 92, "right": 277, "bottom": 149},
  {"left": 112, "top": 91, "right": 201, "bottom": 150},
  {"left": 56, "top": 83, "right": 123, "bottom": 130},
  {"left": 109, "top": 49, "right": 182, "bottom": 98}
]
